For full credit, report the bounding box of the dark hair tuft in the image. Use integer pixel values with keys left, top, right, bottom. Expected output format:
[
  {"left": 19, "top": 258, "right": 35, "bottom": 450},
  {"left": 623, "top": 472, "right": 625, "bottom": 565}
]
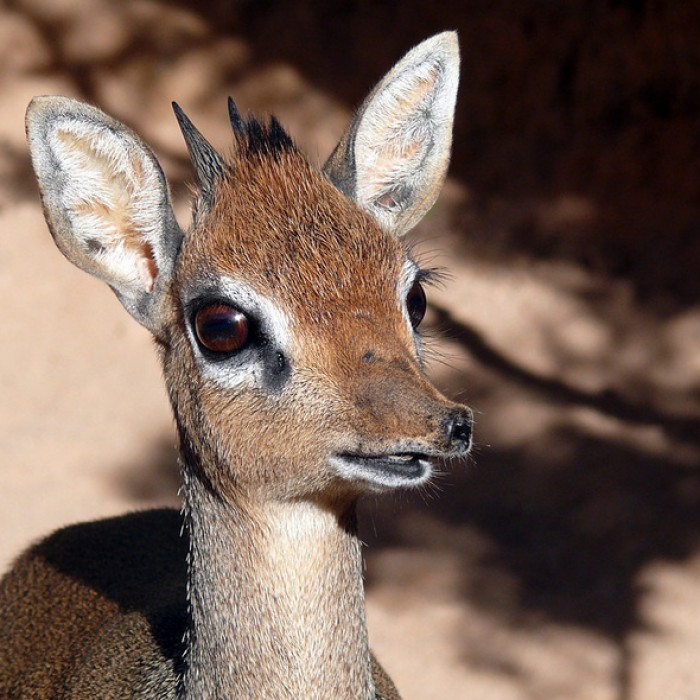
[{"left": 243, "top": 115, "right": 295, "bottom": 159}]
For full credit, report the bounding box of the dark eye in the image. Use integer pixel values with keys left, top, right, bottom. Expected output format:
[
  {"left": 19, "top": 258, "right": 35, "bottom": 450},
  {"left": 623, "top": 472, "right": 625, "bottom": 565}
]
[
  {"left": 194, "top": 303, "right": 249, "bottom": 354},
  {"left": 406, "top": 280, "right": 427, "bottom": 330}
]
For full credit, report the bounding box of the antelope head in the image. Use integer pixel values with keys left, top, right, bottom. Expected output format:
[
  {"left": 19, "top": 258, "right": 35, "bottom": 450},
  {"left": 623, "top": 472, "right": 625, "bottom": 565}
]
[{"left": 26, "top": 32, "right": 472, "bottom": 508}]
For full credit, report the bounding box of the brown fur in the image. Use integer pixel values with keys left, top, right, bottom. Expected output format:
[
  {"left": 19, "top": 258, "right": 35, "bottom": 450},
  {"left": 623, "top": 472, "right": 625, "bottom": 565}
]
[
  {"left": 4, "top": 125, "right": 454, "bottom": 699},
  {"left": 169, "top": 141, "right": 462, "bottom": 504},
  {"left": 8, "top": 32, "right": 464, "bottom": 700},
  {"left": 0, "top": 509, "right": 401, "bottom": 699}
]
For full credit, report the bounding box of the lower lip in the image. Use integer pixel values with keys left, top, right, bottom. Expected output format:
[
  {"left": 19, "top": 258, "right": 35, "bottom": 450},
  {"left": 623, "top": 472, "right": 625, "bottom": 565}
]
[{"left": 331, "top": 453, "right": 431, "bottom": 485}]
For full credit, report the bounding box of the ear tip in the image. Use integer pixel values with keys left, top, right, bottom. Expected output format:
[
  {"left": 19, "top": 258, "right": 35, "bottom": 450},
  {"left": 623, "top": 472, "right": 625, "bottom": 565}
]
[
  {"left": 26, "top": 95, "right": 73, "bottom": 126},
  {"left": 25, "top": 97, "right": 43, "bottom": 134},
  {"left": 425, "top": 30, "right": 460, "bottom": 61},
  {"left": 409, "top": 32, "right": 459, "bottom": 70},
  {"left": 27, "top": 95, "right": 47, "bottom": 113},
  {"left": 27, "top": 95, "right": 85, "bottom": 112},
  {"left": 431, "top": 30, "right": 459, "bottom": 45},
  {"left": 26, "top": 96, "right": 78, "bottom": 142},
  {"left": 26, "top": 96, "right": 114, "bottom": 140}
]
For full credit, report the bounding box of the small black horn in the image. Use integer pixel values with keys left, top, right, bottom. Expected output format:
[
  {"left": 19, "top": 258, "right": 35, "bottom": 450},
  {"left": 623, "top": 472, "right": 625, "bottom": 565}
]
[
  {"left": 227, "top": 96, "right": 246, "bottom": 137},
  {"left": 172, "top": 102, "right": 225, "bottom": 202}
]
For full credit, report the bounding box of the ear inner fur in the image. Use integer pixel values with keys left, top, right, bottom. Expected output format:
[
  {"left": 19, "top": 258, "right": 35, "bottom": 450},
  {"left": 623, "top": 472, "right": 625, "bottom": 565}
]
[
  {"left": 323, "top": 31, "right": 460, "bottom": 237},
  {"left": 25, "top": 96, "right": 183, "bottom": 334}
]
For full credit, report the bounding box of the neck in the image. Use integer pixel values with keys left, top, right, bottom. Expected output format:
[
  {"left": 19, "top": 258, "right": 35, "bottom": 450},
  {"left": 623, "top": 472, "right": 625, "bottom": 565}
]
[{"left": 180, "top": 464, "right": 374, "bottom": 700}]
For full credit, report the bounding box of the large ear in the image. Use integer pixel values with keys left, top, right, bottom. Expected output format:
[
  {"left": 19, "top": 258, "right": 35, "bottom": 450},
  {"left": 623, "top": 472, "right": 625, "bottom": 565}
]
[
  {"left": 324, "top": 32, "right": 459, "bottom": 237},
  {"left": 26, "top": 96, "right": 184, "bottom": 336}
]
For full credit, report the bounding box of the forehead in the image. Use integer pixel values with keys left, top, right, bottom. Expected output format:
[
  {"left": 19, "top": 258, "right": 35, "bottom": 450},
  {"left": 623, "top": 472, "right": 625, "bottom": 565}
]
[{"left": 178, "top": 146, "right": 408, "bottom": 323}]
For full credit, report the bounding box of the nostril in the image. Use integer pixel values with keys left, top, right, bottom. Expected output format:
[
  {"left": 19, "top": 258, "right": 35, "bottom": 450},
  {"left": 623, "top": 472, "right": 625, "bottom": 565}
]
[{"left": 444, "top": 410, "right": 473, "bottom": 451}]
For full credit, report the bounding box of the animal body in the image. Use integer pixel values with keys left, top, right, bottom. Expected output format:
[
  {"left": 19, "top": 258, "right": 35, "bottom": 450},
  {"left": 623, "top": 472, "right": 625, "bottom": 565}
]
[{"left": 0, "top": 32, "right": 471, "bottom": 699}]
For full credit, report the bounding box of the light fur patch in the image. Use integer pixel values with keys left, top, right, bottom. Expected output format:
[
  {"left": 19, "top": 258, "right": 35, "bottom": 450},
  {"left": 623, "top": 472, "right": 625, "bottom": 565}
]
[
  {"left": 351, "top": 32, "right": 460, "bottom": 235},
  {"left": 50, "top": 121, "right": 163, "bottom": 291}
]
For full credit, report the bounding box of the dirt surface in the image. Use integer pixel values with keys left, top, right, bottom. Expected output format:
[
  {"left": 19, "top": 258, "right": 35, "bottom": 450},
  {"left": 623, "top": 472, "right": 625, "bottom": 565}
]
[{"left": 1, "top": 2, "right": 699, "bottom": 699}]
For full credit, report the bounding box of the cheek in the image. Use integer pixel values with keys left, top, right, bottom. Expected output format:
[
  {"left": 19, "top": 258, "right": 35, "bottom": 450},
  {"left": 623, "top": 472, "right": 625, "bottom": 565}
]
[{"left": 201, "top": 387, "right": 337, "bottom": 485}]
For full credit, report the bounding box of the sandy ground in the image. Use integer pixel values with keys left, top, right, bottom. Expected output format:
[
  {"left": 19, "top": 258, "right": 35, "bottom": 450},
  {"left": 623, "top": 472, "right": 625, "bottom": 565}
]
[{"left": 2, "top": 3, "right": 700, "bottom": 699}]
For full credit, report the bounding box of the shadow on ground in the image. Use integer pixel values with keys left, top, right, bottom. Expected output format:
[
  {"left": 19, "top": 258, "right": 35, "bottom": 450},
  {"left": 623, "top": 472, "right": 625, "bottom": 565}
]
[{"left": 354, "top": 307, "right": 700, "bottom": 697}]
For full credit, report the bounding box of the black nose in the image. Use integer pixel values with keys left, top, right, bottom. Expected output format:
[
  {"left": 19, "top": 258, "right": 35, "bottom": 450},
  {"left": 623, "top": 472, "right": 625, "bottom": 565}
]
[{"left": 444, "top": 410, "right": 473, "bottom": 452}]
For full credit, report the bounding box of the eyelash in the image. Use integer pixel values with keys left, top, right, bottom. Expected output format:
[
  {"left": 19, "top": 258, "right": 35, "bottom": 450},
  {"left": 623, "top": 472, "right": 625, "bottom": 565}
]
[{"left": 414, "top": 266, "right": 445, "bottom": 288}]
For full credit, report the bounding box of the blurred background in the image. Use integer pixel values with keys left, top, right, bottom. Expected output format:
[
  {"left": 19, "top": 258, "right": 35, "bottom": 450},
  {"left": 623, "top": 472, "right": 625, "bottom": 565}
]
[{"left": 1, "top": 2, "right": 699, "bottom": 698}]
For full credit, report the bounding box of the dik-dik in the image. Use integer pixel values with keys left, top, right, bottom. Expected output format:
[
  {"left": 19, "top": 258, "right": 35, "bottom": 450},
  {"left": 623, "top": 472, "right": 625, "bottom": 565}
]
[{"left": 0, "top": 33, "right": 472, "bottom": 699}]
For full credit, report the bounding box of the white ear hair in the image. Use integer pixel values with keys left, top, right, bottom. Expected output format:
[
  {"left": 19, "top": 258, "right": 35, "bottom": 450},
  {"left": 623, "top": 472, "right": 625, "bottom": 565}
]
[
  {"left": 324, "top": 32, "right": 460, "bottom": 237},
  {"left": 26, "top": 96, "right": 183, "bottom": 334}
]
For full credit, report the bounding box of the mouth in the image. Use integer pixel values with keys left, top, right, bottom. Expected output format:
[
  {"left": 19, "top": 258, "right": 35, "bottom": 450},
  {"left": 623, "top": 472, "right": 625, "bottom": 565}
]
[{"left": 330, "top": 451, "right": 432, "bottom": 489}]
